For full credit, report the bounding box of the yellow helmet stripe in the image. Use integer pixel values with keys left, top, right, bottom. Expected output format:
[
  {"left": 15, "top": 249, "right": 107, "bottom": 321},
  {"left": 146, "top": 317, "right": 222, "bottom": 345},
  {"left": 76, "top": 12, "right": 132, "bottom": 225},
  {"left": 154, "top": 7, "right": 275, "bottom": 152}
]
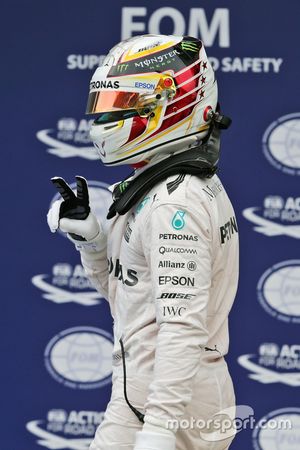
[{"left": 121, "top": 41, "right": 177, "bottom": 62}]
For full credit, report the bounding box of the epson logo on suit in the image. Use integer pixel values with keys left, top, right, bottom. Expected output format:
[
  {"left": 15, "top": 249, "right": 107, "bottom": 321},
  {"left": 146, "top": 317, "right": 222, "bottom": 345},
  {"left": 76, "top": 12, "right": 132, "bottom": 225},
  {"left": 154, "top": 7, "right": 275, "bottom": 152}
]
[
  {"left": 158, "top": 276, "right": 195, "bottom": 287},
  {"left": 121, "top": 7, "right": 230, "bottom": 47}
]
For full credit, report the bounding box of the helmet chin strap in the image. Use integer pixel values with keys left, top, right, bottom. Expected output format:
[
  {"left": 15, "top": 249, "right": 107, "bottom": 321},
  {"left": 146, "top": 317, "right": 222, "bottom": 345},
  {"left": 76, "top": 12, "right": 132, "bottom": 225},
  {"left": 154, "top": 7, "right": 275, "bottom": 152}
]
[
  {"left": 131, "top": 111, "right": 232, "bottom": 169},
  {"left": 107, "top": 111, "right": 231, "bottom": 219},
  {"left": 129, "top": 131, "right": 209, "bottom": 170}
]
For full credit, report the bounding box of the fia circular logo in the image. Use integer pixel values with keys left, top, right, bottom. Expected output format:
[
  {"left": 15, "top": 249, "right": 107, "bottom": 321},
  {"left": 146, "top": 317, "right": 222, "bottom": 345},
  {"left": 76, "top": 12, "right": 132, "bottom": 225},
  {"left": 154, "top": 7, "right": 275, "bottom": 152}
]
[
  {"left": 263, "top": 113, "right": 300, "bottom": 175},
  {"left": 257, "top": 260, "right": 300, "bottom": 323},
  {"left": 44, "top": 326, "right": 113, "bottom": 389},
  {"left": 253, "top": 407, "right": 300, "bottom": 450}
]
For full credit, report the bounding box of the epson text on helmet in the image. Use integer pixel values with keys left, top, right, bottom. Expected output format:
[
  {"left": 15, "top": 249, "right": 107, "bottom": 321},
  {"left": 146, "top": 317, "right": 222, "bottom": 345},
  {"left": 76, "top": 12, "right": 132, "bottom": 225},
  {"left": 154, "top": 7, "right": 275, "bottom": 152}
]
[{"left": 121, "top": 7, "right": 230, "bottom": 47}]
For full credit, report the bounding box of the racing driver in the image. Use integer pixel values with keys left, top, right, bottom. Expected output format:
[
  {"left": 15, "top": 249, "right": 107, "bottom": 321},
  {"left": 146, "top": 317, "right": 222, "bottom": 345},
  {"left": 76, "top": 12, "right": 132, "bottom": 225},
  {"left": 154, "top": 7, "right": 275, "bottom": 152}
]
[{"left": 47, "top": 34, "right": 239, "bottom": 450}]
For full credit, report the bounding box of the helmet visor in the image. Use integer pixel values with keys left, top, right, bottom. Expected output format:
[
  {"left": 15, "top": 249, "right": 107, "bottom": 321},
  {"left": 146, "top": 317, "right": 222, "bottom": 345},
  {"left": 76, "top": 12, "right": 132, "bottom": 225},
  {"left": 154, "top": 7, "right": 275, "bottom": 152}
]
[
  {"left": 93, "top": 109, "right": 139, "bottom": 124},
  {"left": 86, "top": 90, "right": 140, "bottom": 114}
]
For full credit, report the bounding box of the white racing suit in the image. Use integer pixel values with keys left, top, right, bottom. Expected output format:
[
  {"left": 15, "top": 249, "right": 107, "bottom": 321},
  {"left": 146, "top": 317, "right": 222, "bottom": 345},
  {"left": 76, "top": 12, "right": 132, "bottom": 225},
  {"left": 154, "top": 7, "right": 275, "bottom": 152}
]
[{"left": 81, "top": 172, "right": 239, "bottom": 450}]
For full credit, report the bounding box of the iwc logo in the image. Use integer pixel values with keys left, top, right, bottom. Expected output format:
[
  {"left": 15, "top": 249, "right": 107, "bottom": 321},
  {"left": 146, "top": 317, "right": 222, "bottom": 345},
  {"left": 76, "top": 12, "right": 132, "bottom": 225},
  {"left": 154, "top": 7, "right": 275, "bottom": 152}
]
[{"left": 37, "top": 117, "right": 98, "bottom": 159}]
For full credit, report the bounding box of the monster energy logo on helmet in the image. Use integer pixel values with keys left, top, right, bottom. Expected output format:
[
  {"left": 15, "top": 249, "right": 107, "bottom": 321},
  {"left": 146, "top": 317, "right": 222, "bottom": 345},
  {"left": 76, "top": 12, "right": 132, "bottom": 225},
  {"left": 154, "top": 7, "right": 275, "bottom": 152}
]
[
  {"left": 181, "top": 41, "right": 199, "bottom": 53},
  {"left": 108, "top": 38, "right": 201, "bottom": 77}
]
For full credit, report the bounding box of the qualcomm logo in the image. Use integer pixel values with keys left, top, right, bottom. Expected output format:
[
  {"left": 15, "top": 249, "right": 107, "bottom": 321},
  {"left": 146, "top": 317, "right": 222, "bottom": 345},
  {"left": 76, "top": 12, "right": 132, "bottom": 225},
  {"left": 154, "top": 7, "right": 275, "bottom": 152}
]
[
  {"left": 257, "top": 260, "right": 300, "bottom": 323},
  {"left": 243, "top": 195, "right": 300, "bottom": 238},
  {"left": 50, "top": 180, "right": 112, "bottom": 238},
  {"left": 26, "top": 408, "right": 104, "bottom": 450},
  {"left": 32, "top": 263, "right": 103, "bottom": 306},
  {"left": 37, "top": 117, "right": 98, "bottom": 159},
  {"left": 263, "top": 113, "right": 300, "bottom": 176},
  {"left": 44, "top": 326, "right": 113, "bottom": 389},
  {"left": 252, "top": 407, "right": 300, "bottom": 450},
  {"left": 238, "top": 343, "right": 300, "bottom": 387}
]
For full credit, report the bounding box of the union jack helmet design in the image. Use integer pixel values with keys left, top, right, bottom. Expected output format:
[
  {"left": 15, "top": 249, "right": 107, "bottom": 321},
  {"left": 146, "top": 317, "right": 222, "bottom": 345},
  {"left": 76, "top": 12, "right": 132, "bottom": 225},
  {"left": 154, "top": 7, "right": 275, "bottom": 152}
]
[{"left": 86, "top": 34, "right": 217, "bottom": 166}]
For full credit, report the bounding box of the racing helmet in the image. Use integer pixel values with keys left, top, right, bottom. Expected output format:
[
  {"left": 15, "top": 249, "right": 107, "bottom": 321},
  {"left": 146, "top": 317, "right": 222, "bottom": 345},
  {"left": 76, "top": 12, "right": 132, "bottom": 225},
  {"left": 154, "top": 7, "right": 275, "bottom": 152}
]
[{"left": 86, "top": 34, "right": 218, "bottom": 166}]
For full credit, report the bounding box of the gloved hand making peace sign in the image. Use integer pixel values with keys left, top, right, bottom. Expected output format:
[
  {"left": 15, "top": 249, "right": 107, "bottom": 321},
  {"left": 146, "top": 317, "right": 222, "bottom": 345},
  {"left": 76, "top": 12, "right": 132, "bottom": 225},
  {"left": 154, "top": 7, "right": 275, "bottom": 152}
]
[{"left": 47, "top": 176, "right": 106, "bottom": 252}]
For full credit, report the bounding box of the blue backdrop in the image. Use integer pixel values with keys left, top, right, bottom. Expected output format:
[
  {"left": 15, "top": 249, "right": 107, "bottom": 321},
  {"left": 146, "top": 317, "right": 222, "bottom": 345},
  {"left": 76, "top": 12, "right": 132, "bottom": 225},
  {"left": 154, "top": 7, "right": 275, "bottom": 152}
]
[{"left": 2, "top": 1, "right": 300, "bottom": 449}]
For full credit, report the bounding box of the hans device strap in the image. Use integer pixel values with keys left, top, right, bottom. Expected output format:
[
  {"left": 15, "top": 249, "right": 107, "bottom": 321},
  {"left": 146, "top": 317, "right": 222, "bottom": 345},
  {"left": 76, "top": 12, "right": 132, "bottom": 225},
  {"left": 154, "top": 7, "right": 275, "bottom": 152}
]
[{"left": 107, "top": 113, "right": 231, "bottom": 219}]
